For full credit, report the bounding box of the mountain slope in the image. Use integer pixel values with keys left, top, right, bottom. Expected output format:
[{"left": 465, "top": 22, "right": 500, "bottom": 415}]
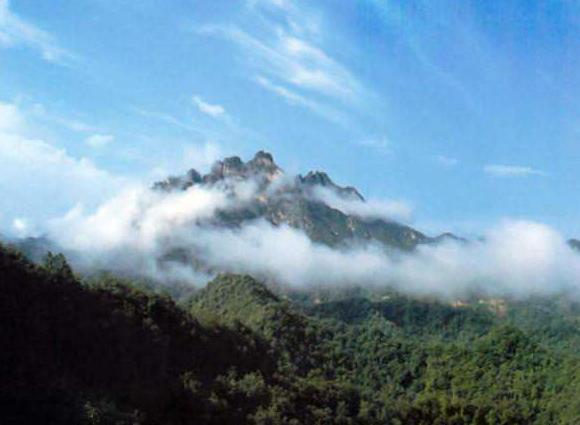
[
  {"left": 154, "top": 151, "right": 429, "bottom": 250},
  {"left": 0, "top": 245, "right": 367, "bottom": 425},
  {"left": 189, "top": 273, "right": 323, "bottom": 373},
  {"left": 0, "top": 245, "right": 273, "bottom": 424},
  {"left": 5, "top": 243, "right": 580, "bottom": 424}
]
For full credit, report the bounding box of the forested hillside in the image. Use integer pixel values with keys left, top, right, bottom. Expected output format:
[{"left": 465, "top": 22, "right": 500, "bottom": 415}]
[{"left": 2, "top": 243, "right": 580, "bottom": 424}]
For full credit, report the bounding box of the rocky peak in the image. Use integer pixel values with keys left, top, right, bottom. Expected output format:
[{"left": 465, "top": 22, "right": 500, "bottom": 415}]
[
  {"left": 430, "top": 232, "right": 467, "bottom": 244},
  {"left": 298, "top": 171, "right": 364, "bottom": 201},
  {"left": 154, "top": 151, "right": 284, "bottom": 190},
  {"left": 301, "top": 171, "right": 334, "bottom": 187},
  {"left": 186, "top": 169, "right": 203, "bottom": 184},
  {"left": 151, "top": 150, "right": 434, "bottom": 250},
  {"left": 568, "top": 239, "right": 580, "bottom": 251},
  {"left": 210, "top": 156, "right": 244, "bottom": 178},
  {"left": 247, "top": 151, "right": 282, "bottom": 177},
  {"left": 252, "top": 150, "right": 274, "bottom": 165}
]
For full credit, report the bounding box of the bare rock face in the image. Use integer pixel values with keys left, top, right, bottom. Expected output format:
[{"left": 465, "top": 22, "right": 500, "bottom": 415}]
[
  {"left": 298, "top": 171, "right": 364, "bottom": 201},
  {"left": 152, "top": 151, "right": 430, "bottom": 250}
]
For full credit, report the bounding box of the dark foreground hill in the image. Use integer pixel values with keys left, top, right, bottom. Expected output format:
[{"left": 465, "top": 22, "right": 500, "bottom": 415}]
[{"left": 3, "top": 244, "right": 580, "bottom": 424}]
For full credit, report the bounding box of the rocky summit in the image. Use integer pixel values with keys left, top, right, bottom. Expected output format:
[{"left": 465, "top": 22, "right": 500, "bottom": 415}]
[{"left": 153, "top": 151, "right": 431, "bottom": 250}]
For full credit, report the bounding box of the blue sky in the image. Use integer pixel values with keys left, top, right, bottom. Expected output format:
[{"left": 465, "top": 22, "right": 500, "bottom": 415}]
[{"left": 1, "top": 0, "right": 580, "bottom": 238}]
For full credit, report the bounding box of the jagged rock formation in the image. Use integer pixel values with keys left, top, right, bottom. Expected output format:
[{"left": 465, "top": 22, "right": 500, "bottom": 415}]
[
  {"left": 428, "top": 232, "right": 467, "bottom": 244},
  {"left": 298, "top": 170, "right": 364, "bottom": 201},
  {"left": 568, "top": 239, "right": 580, "bottom": 251},
  {"left": 154, "top": 151, "right": 430, "bottom": 249}
]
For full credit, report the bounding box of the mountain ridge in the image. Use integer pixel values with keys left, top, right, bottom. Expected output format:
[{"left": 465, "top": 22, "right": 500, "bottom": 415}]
[{"left": 153, "top": 151, "right": 434, "bottom": 250}]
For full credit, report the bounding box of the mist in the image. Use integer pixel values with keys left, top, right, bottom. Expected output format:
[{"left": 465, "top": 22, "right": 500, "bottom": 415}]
[
  {"left": 43, "top": 175, "right": 580, "bottom": 300},
  {"left": 310, "top": 185, "right": 414, "bottom": 223}
]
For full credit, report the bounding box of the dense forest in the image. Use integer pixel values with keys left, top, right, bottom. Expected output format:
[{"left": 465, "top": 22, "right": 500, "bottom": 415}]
[{"left": 2, "top": 243, "right": 580, "bottom": 424}]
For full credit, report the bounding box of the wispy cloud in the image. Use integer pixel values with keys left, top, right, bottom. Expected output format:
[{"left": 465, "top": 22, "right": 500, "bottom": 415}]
[
  {"left": 247, "top": 0, "right": 322, "bottom": 38},
  {"left": 0, "top": 101, "right": 23, "bottom": 131},
  {"left": 484, "top": 164, "right": 547, "bottom": 178},
  {"left": 150, "top": 141, "right": 224, "bottom": 180},
  {"left": 198, "top": 0, "right": 367, "bottom": 125},
  {"left": 85, "top": 133, "right": 114, "bottom": 149},
  {"left": 0, "top": 101, "right": 130, "bottom": 234},
  {"left": 311, "top": 185, "right": 413, "bottom": 223},
  {"left": 203, "top": 25, "right": 361, "bottom": 103},
  {"left": 255, "top": 76, "right": 344, "bottom": 123},
  {"left": 366, "top": 0, "right": 481, "bottom": 111},
  {"left": 0, "top": 0, "right": 74, "bottom": 64},
  {"left": 131, "top": 106, "right": 268, "bottom": 171},
  {"left": 48, "top": 175, "right": 580, "bottom": 300},
  {"left": 192, "top": 95, "right": 226, "bottom": 118},
  {"left": 180, "top": 142, "right": 223, "bottom": 173},
  {"left": 436, "top": 155, "right": 459, "bottom": 167},
  {"left": 11, "top": 217, "right": 29, "bottom": 236},
  {"left": 356, "top": 136, "right": 391, "bottom": 155},
  {"left": 134, "top": 108, "right": 206, "bottom": 135},
  {"left": 30, "top": 103, "right": 96, "bottom": 133}
]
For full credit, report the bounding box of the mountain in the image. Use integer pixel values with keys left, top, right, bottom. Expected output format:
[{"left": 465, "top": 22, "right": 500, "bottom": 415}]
[
  {"left": 568, "top": 238, "right": 580, "bottom": 251},
  {"left": 6, "top": 150, "right": 580, "bottom": 424},
  {"left": 189, "top": 273, "right": 323, "bottom": 372},
  {"left": 428, "top": 232, "right": 467, "bottom": 244},
  {"left": 6, "top": 235, "right": 59, "bottom": 262},
  {"left": 0, "top": 244, "right": 275, "bottom": 424},
  {"left": 154, "top": 151, "right": 430, "bottom": 250},
  {"left": 3, "top": 151, "right": 460, "bottom": 275},
  {"left": 5, "top": 244, "right": 580, "bottom": 424}
]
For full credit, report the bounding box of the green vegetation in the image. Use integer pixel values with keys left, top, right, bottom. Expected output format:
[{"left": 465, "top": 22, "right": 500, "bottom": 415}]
[{"left": 2, "top": 244, "right": 580, "bottom": 424}]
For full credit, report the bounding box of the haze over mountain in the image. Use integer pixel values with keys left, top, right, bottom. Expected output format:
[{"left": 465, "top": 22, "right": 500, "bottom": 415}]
[
  {"left": 4, "top": 238, "right": 580, "bottom": 424},
  {"left": 4, "top": 1, "right": 580, "bottom": 423},
  {"left": 152, "top": 150, "right": 428, "bottom": 249},
  {"left": 2, "top": 150, "right": 568, "bottom": 301}
]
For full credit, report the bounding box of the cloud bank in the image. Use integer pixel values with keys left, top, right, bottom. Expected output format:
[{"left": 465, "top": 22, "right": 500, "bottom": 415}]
[
  {"left": 0, "top": 101, "right": 129, "bottom": 235},
  {"left": 47, "top": 178, "right": 580, "bottom": 299}
]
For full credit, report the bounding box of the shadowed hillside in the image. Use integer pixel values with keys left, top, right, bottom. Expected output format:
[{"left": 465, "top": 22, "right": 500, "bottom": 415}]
[{"left": 3, "top": 244, "right": 580, "bottom": 424}]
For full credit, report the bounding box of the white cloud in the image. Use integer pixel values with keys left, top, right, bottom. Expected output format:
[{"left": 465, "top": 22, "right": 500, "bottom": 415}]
[
  {"left": 48, "top": 177, "right": 580, "bottom": 298},
  {"left": 0, "top": 132, "right": 127, "bottom": 211},
  {"left": 150, "top": 141, "right": 224, "bottom": 180},
  {"left": 255, "top": 75, "right": 344, "bottom": 123},
  {"left": 484, "top": 164, "right": 546, "bottom": 178},
  {"left": 12, "top": 217, "right": 26, "bottom": 231},
  {"left": 30, "top": 103, "right": 96, "bottom": 133},
  {"left": 11, "top": 217, "right": 34, "bottom": 237},
  {"left": 0, "top": 0, "right": 73, "bottom": 64},
  {"left": 51, "top": 185, "right": 230, "bottom": 253},
  {"left": 0, "top": 101, "right": 22, "bottom": 131},
  {"left": 357, "top": 136, "right": 391, "bottom": 154},
  {"left": 311, "top": 186, "right": 413, "bottom": 223},
  {"left": 180, "top": 142, "right": 223, "bottom": 172},
  {"left": 207, "top": 25, "right": 361, "bottom": 103},
  {"left": 247, "top": 0, "right": 293, "bottom": 12},
  {"left": 247, "top": 0, "right": 321, "bottom": 38},
  {"left": 436, "top": 155, "right": 458, "bottom": 167},
  {"left": 48, "top": 180, "right": 257, "bottom": 284},
  {"left": 394, "top": 220, "right": 580, "bottom": 298},
  {"left": 0, "top": 101, "right": 130, "bottom": 234},
  {"left": 135, "top": 108, "right": 206, "bottom": 134},
  {"left": 192, "top": 95, "right": 226, "bottom": 118},
  {"left": 200, "top": 0, "right": 365, "bottom": 114},
  {"left": 172, "top": 218, "right": 580, "bottom": 297},
  {"left": 85, "top": 133, "right": 114, "bottom": 148}
]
